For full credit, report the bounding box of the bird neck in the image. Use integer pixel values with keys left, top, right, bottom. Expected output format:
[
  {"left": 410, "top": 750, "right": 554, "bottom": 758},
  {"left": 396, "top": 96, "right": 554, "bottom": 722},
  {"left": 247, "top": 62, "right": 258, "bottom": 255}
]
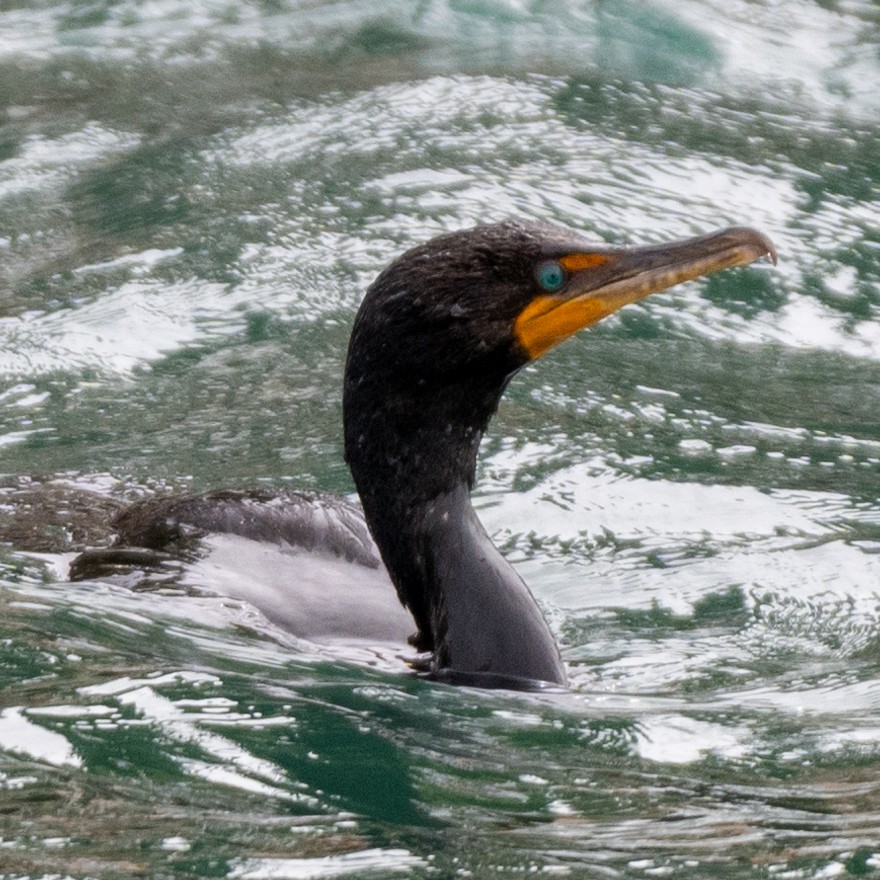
[
  {"left": 411, "top": 484, "right": 567, "bottom": 688},
  {"left": 345, "top": 385, "right": 566, "bottom": 688}
]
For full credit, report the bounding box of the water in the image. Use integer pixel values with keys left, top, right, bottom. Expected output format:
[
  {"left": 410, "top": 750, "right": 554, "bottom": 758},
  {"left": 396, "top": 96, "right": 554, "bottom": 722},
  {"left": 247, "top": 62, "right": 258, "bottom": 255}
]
[{"left": 1, "top": 0, "right": 880, "bottom": 876}]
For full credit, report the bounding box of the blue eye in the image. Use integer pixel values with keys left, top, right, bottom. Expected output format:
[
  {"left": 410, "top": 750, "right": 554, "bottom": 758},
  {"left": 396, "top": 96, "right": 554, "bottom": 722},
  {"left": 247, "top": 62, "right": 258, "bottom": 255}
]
[{"left": 536, "top": 260, "right": 565, "bottom": 292}]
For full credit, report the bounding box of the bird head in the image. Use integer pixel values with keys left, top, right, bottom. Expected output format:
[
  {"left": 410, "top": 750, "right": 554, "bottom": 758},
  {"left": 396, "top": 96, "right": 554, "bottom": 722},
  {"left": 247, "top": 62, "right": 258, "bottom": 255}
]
[{"left": 346, "top": 219, "right": 776, "bottom": 393}]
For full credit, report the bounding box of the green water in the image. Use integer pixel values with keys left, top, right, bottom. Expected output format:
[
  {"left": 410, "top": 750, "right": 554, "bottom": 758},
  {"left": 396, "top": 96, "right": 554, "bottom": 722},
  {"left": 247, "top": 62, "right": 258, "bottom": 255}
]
[{"left": 2, "top": 1, "right": 880, "bottom": 877}]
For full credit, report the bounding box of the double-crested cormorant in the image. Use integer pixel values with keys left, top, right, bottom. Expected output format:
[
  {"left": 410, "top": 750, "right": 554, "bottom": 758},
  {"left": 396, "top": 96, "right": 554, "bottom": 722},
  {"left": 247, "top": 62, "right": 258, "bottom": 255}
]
[{"left": 69, "top": 220, "right": 776, "bottom": 690}]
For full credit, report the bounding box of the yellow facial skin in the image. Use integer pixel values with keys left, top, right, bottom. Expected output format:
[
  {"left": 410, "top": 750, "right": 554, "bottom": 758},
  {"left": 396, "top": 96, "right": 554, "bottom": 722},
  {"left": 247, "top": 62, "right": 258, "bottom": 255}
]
[{"left": 515, "top": 226, "right": 776, "bottom": 361}]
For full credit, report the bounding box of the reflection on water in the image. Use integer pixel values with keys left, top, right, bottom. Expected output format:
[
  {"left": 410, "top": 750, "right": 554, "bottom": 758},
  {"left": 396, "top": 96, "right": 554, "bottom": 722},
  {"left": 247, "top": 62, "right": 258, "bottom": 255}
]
[{"left": 2, "top": 0, "right": 880, "bottom": 877}]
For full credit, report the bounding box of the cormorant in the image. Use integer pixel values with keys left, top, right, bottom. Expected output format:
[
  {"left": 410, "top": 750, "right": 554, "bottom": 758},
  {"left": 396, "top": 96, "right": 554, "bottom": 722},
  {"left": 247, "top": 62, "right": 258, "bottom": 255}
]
[{"left": 69, "top": 220, "right": 776, "bottom": 690}]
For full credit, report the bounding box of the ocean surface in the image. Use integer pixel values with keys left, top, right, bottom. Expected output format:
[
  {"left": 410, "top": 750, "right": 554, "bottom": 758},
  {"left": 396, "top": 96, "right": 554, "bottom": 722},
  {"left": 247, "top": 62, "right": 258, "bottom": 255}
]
[{"left": 1, "top": 1, "right": 880, "bottom": 877}]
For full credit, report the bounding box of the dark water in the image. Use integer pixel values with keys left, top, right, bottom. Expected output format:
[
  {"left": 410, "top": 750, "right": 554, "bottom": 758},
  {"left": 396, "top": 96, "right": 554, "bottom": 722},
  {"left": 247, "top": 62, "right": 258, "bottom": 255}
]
[{"left": 2, "top": 1, "right": 880, "bottom": 877}]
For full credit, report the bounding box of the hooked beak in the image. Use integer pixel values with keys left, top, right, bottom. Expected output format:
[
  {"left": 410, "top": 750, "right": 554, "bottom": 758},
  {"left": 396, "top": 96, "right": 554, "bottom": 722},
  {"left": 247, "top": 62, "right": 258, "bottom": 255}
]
[{"left": 514, "top": 226, "right": 777, "bottom": 360}]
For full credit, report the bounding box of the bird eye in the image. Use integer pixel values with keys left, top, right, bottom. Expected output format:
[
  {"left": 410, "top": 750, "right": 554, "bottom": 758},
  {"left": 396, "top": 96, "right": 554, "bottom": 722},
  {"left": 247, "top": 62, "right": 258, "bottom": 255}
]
[{"left": 536, "top": 260, "right": 566, "bottom": 292}]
